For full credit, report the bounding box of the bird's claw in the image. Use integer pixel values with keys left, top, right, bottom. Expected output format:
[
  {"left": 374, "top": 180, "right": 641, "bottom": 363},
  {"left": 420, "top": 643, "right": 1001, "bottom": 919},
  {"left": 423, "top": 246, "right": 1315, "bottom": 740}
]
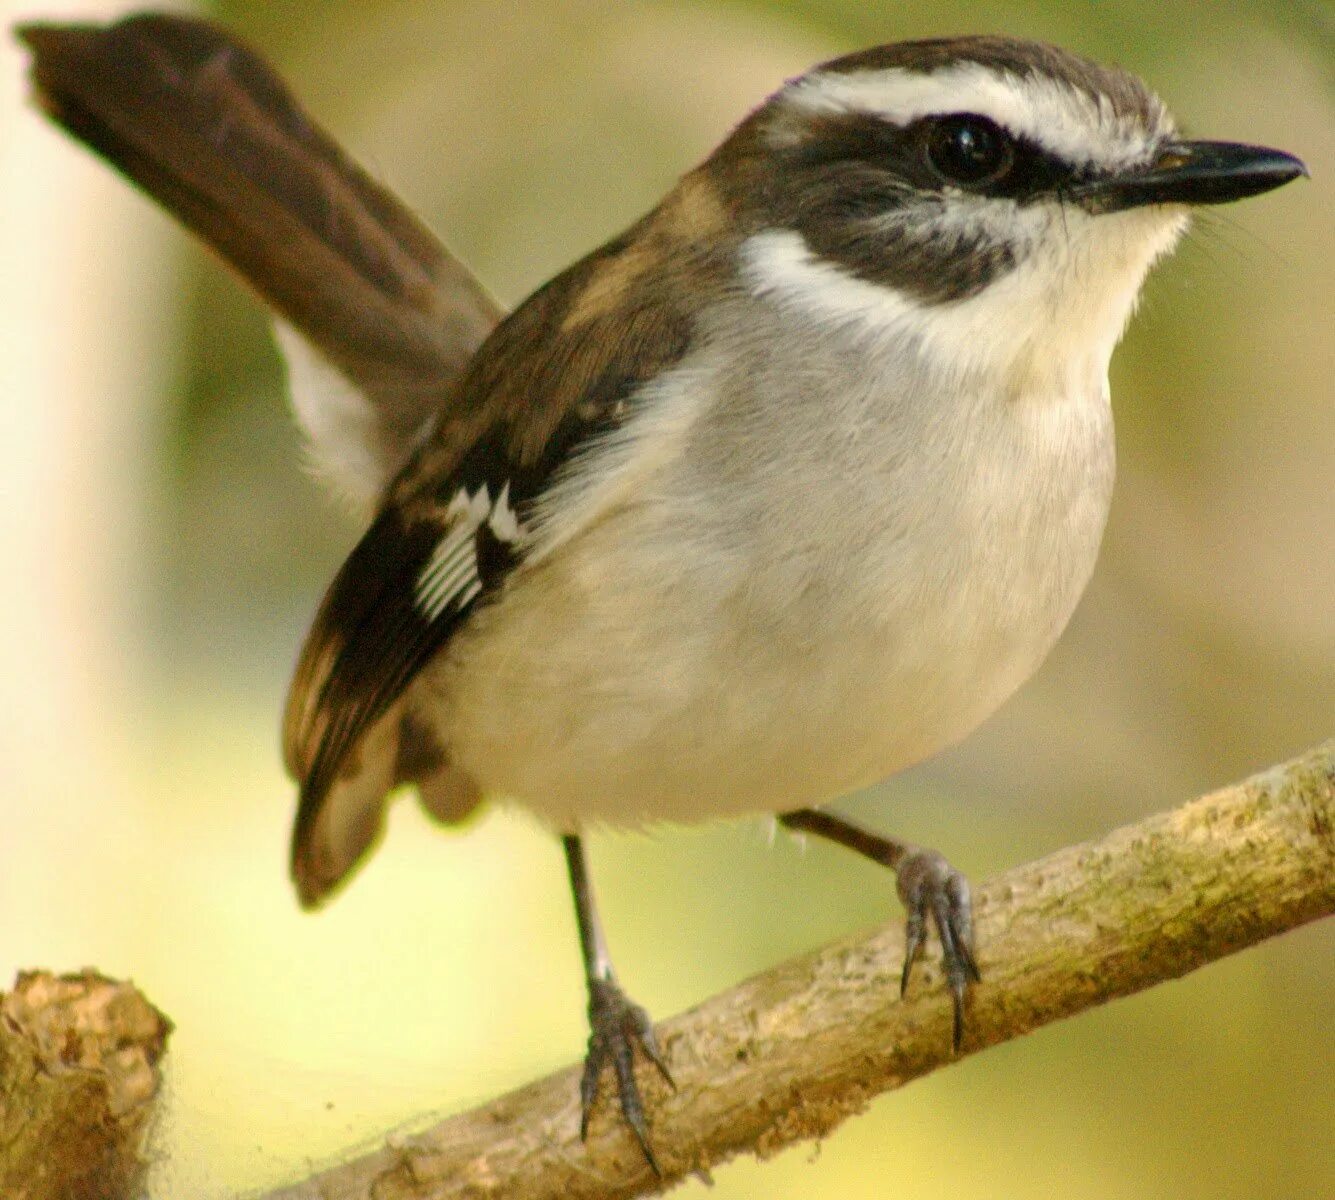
[
  {"left": 896, "top": 847, "right": 981, "bottom": 1052},
  {"left": 580, "top": 977, "right": 674, "bottom": 1173}
]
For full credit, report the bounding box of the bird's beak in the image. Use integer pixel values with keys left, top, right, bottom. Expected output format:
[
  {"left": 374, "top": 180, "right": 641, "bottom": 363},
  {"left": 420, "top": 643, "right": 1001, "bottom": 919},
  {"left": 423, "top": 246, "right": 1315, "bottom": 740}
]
[{"left": 1073, "top": 140, "right": 1308, "bottom": 214}]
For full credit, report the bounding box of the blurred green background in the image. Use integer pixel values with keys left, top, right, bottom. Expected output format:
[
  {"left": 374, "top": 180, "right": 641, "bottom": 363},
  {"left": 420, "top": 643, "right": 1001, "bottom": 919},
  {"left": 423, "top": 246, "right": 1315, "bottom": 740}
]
[{"left": 1, "top": 0, "right": 1331, "bottom": 1196}]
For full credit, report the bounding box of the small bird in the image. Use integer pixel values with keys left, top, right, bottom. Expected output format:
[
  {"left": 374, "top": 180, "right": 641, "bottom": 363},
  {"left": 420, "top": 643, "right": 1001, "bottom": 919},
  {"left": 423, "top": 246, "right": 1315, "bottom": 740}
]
[{"left": 19, "top": 13, "right": 1305, "bottom": 1170}]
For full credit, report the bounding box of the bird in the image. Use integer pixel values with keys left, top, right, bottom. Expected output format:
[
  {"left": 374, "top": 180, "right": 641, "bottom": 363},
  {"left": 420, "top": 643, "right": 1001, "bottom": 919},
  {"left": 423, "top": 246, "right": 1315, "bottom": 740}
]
[{"left": 18, "top": 12, "right": 1306, "bottom": 1171}]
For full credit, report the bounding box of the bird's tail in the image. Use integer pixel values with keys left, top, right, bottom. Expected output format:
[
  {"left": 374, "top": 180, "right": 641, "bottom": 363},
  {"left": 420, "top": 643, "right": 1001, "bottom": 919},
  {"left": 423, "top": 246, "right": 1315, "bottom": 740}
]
[{"left": 18, "top": 12, "right": 503, "bottom": 501}]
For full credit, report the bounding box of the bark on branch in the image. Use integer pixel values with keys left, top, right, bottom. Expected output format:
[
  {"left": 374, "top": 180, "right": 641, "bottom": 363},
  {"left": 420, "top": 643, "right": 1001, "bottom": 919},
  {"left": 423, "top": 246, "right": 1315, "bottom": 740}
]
[
  {"left": 257, "top": 741, "right": 1334, "bottom": 1200},
  {"left": 0, "top": 969, "right": 172, "bottom": 1200}
]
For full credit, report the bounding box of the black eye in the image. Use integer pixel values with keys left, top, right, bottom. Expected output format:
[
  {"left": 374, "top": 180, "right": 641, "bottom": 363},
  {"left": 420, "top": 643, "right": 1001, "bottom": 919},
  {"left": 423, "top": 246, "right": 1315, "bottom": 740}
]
[{"left": 924, "top": 114, "right": 1015, "bottom": 187}]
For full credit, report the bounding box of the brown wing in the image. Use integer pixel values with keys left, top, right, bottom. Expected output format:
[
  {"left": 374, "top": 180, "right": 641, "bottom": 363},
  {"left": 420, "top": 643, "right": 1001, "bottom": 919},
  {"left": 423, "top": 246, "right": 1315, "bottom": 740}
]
[
  {"left": 18, "top": 12, "right": 503, "bottom": 483},
  {"left": 282, "top": 227, "right": 699, "bottom": 905}
]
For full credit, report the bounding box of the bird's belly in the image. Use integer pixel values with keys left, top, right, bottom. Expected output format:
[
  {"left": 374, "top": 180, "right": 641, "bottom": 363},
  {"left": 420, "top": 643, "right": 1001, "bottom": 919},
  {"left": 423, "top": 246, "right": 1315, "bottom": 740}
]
[
  {"left": 437, "top": 576, "right": 1062, "bottom": 829},
  {"left": 431, "top": 411, "right": 1111, "bottom": 829}
]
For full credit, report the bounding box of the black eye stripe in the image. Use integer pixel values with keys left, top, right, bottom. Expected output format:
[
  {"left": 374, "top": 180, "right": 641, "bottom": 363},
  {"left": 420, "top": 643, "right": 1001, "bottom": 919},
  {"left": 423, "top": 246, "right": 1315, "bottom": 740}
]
[
  {"left": 757, "top": 108, "right": 1100, "bottom": 304},
  {"left": 780, "top": 110, "right": 1085, "bottom": 204}
]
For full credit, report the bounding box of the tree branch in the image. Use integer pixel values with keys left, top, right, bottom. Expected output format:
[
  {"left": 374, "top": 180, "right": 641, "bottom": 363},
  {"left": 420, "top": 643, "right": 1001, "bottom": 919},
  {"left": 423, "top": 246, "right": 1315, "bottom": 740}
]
[
  {"left": 0, "top": 970, "right": 172, "bottom": 1200},
  {"left": 260, "top": 741, "right": 1334, "bottom": 1200}
]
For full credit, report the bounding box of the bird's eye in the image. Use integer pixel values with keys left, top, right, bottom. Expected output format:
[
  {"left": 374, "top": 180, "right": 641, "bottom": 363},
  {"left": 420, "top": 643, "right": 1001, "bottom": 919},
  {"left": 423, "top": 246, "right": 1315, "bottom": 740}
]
[{"left": 924, "top": 115, "right": 1015, "bottom": 187}]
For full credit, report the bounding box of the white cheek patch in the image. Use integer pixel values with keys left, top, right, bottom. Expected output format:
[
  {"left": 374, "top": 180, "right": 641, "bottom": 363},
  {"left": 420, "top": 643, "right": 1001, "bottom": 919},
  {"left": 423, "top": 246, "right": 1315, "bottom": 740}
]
[
  {"left": 742, "top": 215, "right": 1185, "bottom": 395},
  {"left": 744, "top": 228, "right": 923, "bottom": 330},
  {"left": 415, "top": 484, "right": 522, "bottom": 620},
  {"left": 787, "top": 61, "right": 1171, "bottom": 171}
]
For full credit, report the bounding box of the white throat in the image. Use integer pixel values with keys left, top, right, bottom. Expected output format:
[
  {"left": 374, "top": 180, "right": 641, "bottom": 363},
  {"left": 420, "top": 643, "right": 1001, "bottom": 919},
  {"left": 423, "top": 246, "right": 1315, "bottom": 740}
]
[{"left": 741, "top": 205, "right": 1187, "bottom": 402}]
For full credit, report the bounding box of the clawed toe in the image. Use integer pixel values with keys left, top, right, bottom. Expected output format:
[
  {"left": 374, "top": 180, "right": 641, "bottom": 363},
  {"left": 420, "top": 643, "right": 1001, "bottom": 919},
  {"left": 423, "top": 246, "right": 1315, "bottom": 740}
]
[
  {"left": 778, "top": 812, "right": 981, "bottom": 1053},
  {"left": 896, "top": 848, "right": 981, "bottom": 1051},
  {"left": 580, "top": 977, "right": 674, "bottom": 1172}
]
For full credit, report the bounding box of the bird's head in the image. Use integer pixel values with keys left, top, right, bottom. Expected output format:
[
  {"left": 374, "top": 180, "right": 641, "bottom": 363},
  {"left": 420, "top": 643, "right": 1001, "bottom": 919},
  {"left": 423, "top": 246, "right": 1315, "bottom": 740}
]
[{"left": 705, "top": 37, "right": 1305, "bottom": 394}]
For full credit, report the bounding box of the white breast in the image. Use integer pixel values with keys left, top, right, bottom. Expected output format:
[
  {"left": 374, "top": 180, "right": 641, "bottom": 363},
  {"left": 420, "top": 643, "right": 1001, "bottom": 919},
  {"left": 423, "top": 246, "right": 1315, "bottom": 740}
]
[{"left": 427, "top": 278, "right": 1117, "bottom": 831}]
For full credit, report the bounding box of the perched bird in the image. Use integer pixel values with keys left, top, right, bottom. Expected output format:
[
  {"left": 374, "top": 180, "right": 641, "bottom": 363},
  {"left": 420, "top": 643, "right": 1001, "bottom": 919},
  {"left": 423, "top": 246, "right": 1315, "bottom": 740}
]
[{"left": 19, "top": 13, "right": 1305, "bottom": 1169}]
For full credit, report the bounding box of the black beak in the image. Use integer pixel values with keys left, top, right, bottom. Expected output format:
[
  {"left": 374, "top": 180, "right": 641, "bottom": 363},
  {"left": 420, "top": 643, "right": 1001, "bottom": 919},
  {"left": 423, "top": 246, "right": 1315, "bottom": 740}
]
[{"left": 1073, "top": 140, "right": 1307, "bottom": 214}]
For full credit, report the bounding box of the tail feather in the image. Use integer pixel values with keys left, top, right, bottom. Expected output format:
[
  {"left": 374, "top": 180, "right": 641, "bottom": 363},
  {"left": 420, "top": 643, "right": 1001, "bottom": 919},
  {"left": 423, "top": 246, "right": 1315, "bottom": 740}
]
[
  {"left": 19, "top": 13, "right": 503, "bottom": 500},
  {"left": 19, "top": 13, "right": 496, "bottom": 901}
]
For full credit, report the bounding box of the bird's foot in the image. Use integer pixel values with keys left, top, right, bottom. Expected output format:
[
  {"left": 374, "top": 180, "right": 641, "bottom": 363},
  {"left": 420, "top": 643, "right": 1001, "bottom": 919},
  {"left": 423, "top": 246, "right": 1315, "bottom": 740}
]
[
  {"left": 580, "top": 976, "right": 674, "bottom": 1173},
  {"left": 895, "top": 846, "right": 980, "bottom": 1051},
  {"left": 779, "top": 810, "right": 982, "bottom": 1050}
]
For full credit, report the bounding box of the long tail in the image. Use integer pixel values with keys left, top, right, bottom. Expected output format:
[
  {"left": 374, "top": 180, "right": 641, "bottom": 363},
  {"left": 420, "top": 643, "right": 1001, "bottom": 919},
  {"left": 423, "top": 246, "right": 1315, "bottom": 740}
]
[{"left": 18, "top": 12, "right": 503, "bottom": 501}]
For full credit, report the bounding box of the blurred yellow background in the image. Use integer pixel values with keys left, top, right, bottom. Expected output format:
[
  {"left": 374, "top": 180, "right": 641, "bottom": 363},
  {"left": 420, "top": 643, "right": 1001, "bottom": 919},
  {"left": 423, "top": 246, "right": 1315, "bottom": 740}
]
[{"left": 1, "top": 0, "right": 1331, "bottom": 1197}]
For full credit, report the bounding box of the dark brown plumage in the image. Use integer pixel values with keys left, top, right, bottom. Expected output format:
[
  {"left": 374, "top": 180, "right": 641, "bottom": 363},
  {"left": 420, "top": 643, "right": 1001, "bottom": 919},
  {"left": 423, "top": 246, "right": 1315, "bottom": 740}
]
[{"left": 18, "top": 12, "right": 502, "bottom": 486}]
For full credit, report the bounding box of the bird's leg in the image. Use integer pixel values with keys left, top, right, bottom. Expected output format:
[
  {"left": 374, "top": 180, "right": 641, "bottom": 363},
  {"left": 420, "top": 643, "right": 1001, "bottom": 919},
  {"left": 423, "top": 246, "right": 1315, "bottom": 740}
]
[
  {"left": 778, "top": 809, "right": 980, "bottom": 1051},
  {"left": 562, "top": 834, "right": 673, "bottom": 1172}
]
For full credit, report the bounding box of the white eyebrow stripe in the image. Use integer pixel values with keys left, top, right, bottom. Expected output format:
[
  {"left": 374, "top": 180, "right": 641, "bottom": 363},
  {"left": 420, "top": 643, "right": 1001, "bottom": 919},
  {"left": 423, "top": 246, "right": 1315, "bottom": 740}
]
[{"left": 787, "top": 62, "right": 1167, "bottom": 170}]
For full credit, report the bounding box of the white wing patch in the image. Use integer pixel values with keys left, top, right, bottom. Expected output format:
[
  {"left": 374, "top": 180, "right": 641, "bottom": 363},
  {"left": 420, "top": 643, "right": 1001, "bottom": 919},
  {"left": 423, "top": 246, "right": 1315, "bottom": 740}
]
[
  {"left": 415, "top": 484, "right": 522, "bottom": 620},
  {"left": 489, "top": 482, "right": 521, "bottom": 542}
]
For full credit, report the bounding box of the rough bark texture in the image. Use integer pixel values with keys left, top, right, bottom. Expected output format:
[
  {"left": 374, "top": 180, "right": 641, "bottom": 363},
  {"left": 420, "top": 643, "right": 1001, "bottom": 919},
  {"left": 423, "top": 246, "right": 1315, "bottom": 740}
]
[
  {"left": 258, "top": 740, "right": 1334, "bottom": 1200},
  {"left": 0, "top": 969, "right": 172, "bottom": 1200}
]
